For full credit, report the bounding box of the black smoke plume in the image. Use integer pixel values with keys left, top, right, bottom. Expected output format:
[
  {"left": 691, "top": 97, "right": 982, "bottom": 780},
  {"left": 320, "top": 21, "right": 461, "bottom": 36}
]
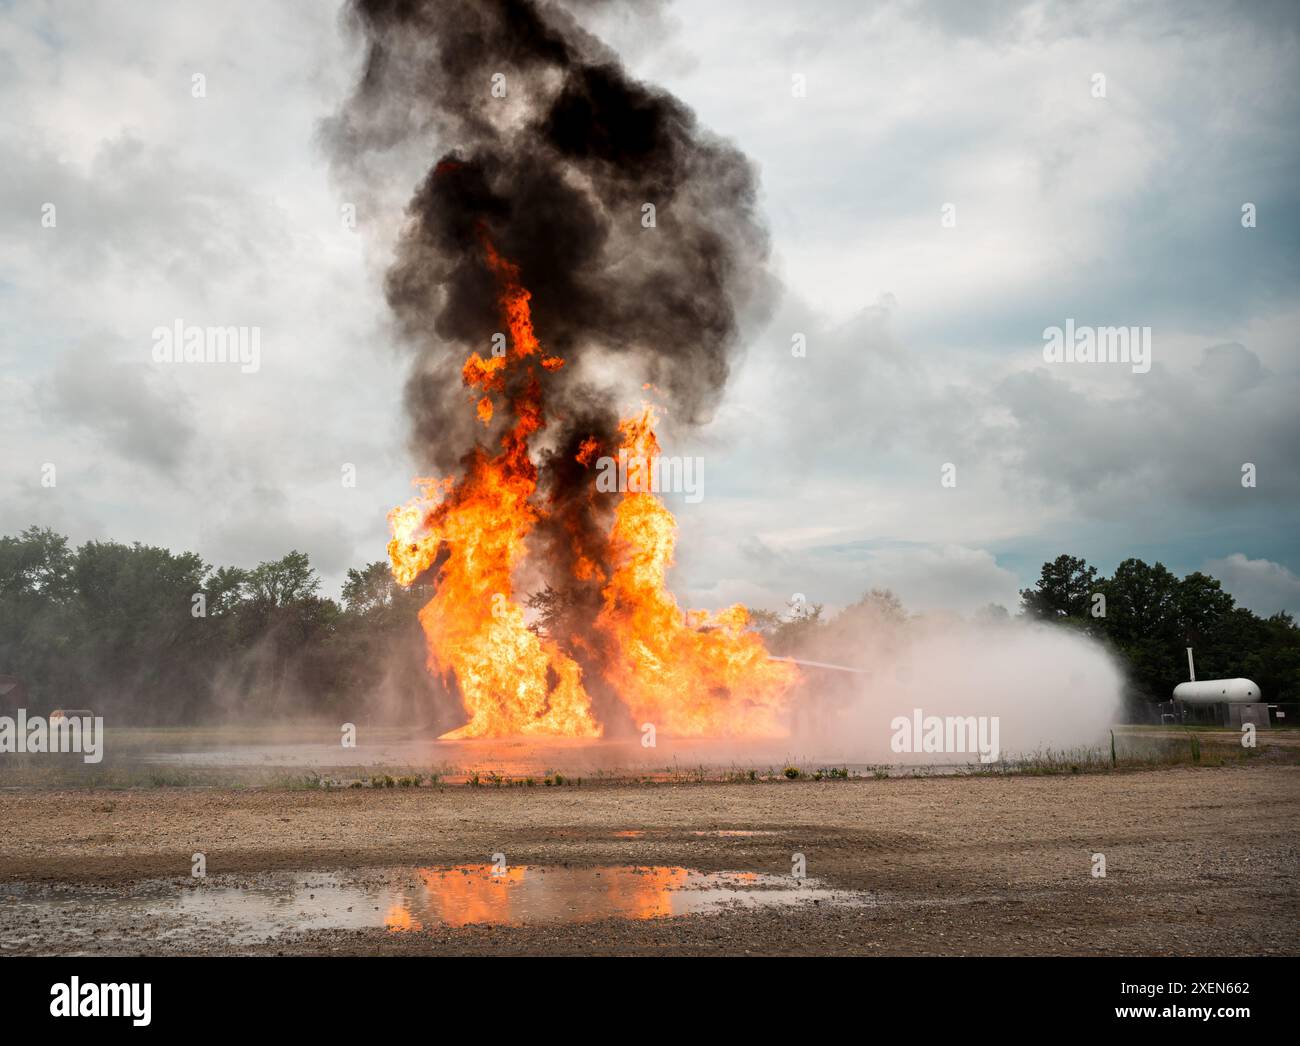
[
  {"left": 327, "top": 0, "right": 771, "bottom": 685},
  {"left": 330, "top": 0, "right": 769, "bottom": 442}
]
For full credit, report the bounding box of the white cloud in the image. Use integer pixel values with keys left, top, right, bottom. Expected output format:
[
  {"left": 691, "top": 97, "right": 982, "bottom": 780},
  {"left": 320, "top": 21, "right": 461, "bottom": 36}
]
[
  {"left": 1204, "top": 554, "right": 1300, "bottom": 618},
  {"left": 1, "top": 0, "right": 1297, "bottom": 609}
]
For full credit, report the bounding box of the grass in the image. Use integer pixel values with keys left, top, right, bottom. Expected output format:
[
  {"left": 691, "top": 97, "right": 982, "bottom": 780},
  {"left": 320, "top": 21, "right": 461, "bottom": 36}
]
[{"left": 963, "top": 732, "right": 1275, "bottom": 776}]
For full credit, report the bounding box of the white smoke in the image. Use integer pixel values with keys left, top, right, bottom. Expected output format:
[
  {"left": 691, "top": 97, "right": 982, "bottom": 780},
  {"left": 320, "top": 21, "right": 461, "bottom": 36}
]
[{"left": 785, "top": 611, "right": 1125, "bottom": 765}]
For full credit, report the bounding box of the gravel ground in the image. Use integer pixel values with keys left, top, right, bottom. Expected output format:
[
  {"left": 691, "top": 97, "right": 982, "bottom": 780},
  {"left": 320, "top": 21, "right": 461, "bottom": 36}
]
[{"left": 1, "top": 764, "right": 1296, "bottom": 955}]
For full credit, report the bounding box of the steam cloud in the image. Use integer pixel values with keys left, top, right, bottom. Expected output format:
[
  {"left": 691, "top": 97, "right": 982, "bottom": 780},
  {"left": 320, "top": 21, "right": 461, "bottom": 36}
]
[{"left": 788, "top": 612, "right": 1125, "bottom": 763}]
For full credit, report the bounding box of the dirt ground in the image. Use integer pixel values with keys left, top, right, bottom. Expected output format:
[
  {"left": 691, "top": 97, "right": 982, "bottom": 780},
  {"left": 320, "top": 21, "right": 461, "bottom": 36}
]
[{"left": 1, "top": 764, "right": 1297, "bottom": 955}]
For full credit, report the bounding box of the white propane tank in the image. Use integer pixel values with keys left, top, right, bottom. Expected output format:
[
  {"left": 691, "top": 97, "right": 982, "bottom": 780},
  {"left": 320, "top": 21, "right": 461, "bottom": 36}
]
[{"left": 1172, "top": 678, "right": 1260, "bottom": 704}]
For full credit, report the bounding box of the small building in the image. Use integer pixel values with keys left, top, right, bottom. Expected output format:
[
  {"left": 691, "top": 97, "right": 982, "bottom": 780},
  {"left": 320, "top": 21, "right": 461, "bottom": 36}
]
[{"left": 1176, "top": 698, "right": 1270, "bottom": 730}]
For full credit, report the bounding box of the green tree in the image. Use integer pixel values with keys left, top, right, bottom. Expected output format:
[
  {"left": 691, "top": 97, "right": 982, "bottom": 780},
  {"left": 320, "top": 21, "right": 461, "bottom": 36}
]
[
  {"left": 0, "top": 527, "right": 77, "bottom": 705},
  {"left": 1019, "top": 554, "right": 1098, "bottom": 620},
  {"left": 1092, "top": 559, "right": 1182, "bottom": 700},
  {"left": 245, "top": 551, "right": 320, "bottom": 608},
  {"left": 0, "top": 526, "right": 73, "bottom": 598},
  {"left": 1175, "top": 571, "right": 1236, "bottom": 649},
  {"left": 342, "top": 561, "right": 398, "bottom": 616}
]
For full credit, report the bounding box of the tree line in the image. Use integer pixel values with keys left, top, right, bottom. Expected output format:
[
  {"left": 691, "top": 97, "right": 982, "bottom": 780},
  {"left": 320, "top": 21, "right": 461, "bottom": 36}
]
[
  {"left": 1015, "top": 553, "right": 1300, "bottom": 710},
  {"left": 2, "top": 529, "right": 1296, "bottom": 722},
  {"left": 0, "top": 526, "right": 442, "bottom": 723}
]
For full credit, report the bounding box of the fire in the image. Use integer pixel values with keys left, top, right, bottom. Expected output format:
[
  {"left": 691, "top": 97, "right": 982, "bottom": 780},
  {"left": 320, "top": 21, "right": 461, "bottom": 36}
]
[
  {"left": 388, "top": 237, "right": 796, "bottom": 739},
  {"left": 595, "top": 405, "right": 796, "bottom": 737},
  {"left": 387, "top": 235, "right": 599, "bottom": 740}
]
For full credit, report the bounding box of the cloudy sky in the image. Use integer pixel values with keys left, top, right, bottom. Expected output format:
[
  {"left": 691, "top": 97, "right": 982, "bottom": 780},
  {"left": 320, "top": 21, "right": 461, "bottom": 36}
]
[{"left": 2, "top": 0, "right": 1298, "bottom": 618}]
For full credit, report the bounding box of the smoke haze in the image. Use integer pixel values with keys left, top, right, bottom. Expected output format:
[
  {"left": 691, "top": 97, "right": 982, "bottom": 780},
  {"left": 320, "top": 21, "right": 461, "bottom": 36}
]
[{"left": 786, "top": 614, "right": 1125, "bottom": 763}]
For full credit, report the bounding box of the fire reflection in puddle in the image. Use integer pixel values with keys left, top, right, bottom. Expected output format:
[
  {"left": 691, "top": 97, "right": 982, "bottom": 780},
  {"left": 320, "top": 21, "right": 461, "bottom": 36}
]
[
  {"left": 393, "top": 864, "right": 702, "bottom": 928},
  {"left": 148, "top": 864, "right": 867, "bottom": 940},
  {"left": 4, "top": 865, "right": 870, "bottom": 949},
  {"left": 371, "top": 864, "right": 857, "bottom": 930}
]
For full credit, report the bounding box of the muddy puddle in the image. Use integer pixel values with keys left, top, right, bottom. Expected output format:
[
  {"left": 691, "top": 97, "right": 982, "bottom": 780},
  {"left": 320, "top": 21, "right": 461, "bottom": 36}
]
[{"left": 2, "top": 865, "right": 870, "bottom": 949}]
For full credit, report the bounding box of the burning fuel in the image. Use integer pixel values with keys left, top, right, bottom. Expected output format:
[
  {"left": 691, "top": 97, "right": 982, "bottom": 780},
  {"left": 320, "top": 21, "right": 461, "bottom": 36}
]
[{"left": 331, "top": 0, "right": 794, "bottom": 739}]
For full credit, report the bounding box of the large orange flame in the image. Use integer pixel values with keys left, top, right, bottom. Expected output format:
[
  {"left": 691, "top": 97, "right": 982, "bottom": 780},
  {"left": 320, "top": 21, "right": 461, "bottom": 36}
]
[
  {"left": 388, "top": 236, "right": 795, "bottom": 739},
  {"left": 594, "top": 405, "right": 796, "bottom": 736},
  {"left": 388, "top": 235, "right": 599, "bottom": 739}
]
